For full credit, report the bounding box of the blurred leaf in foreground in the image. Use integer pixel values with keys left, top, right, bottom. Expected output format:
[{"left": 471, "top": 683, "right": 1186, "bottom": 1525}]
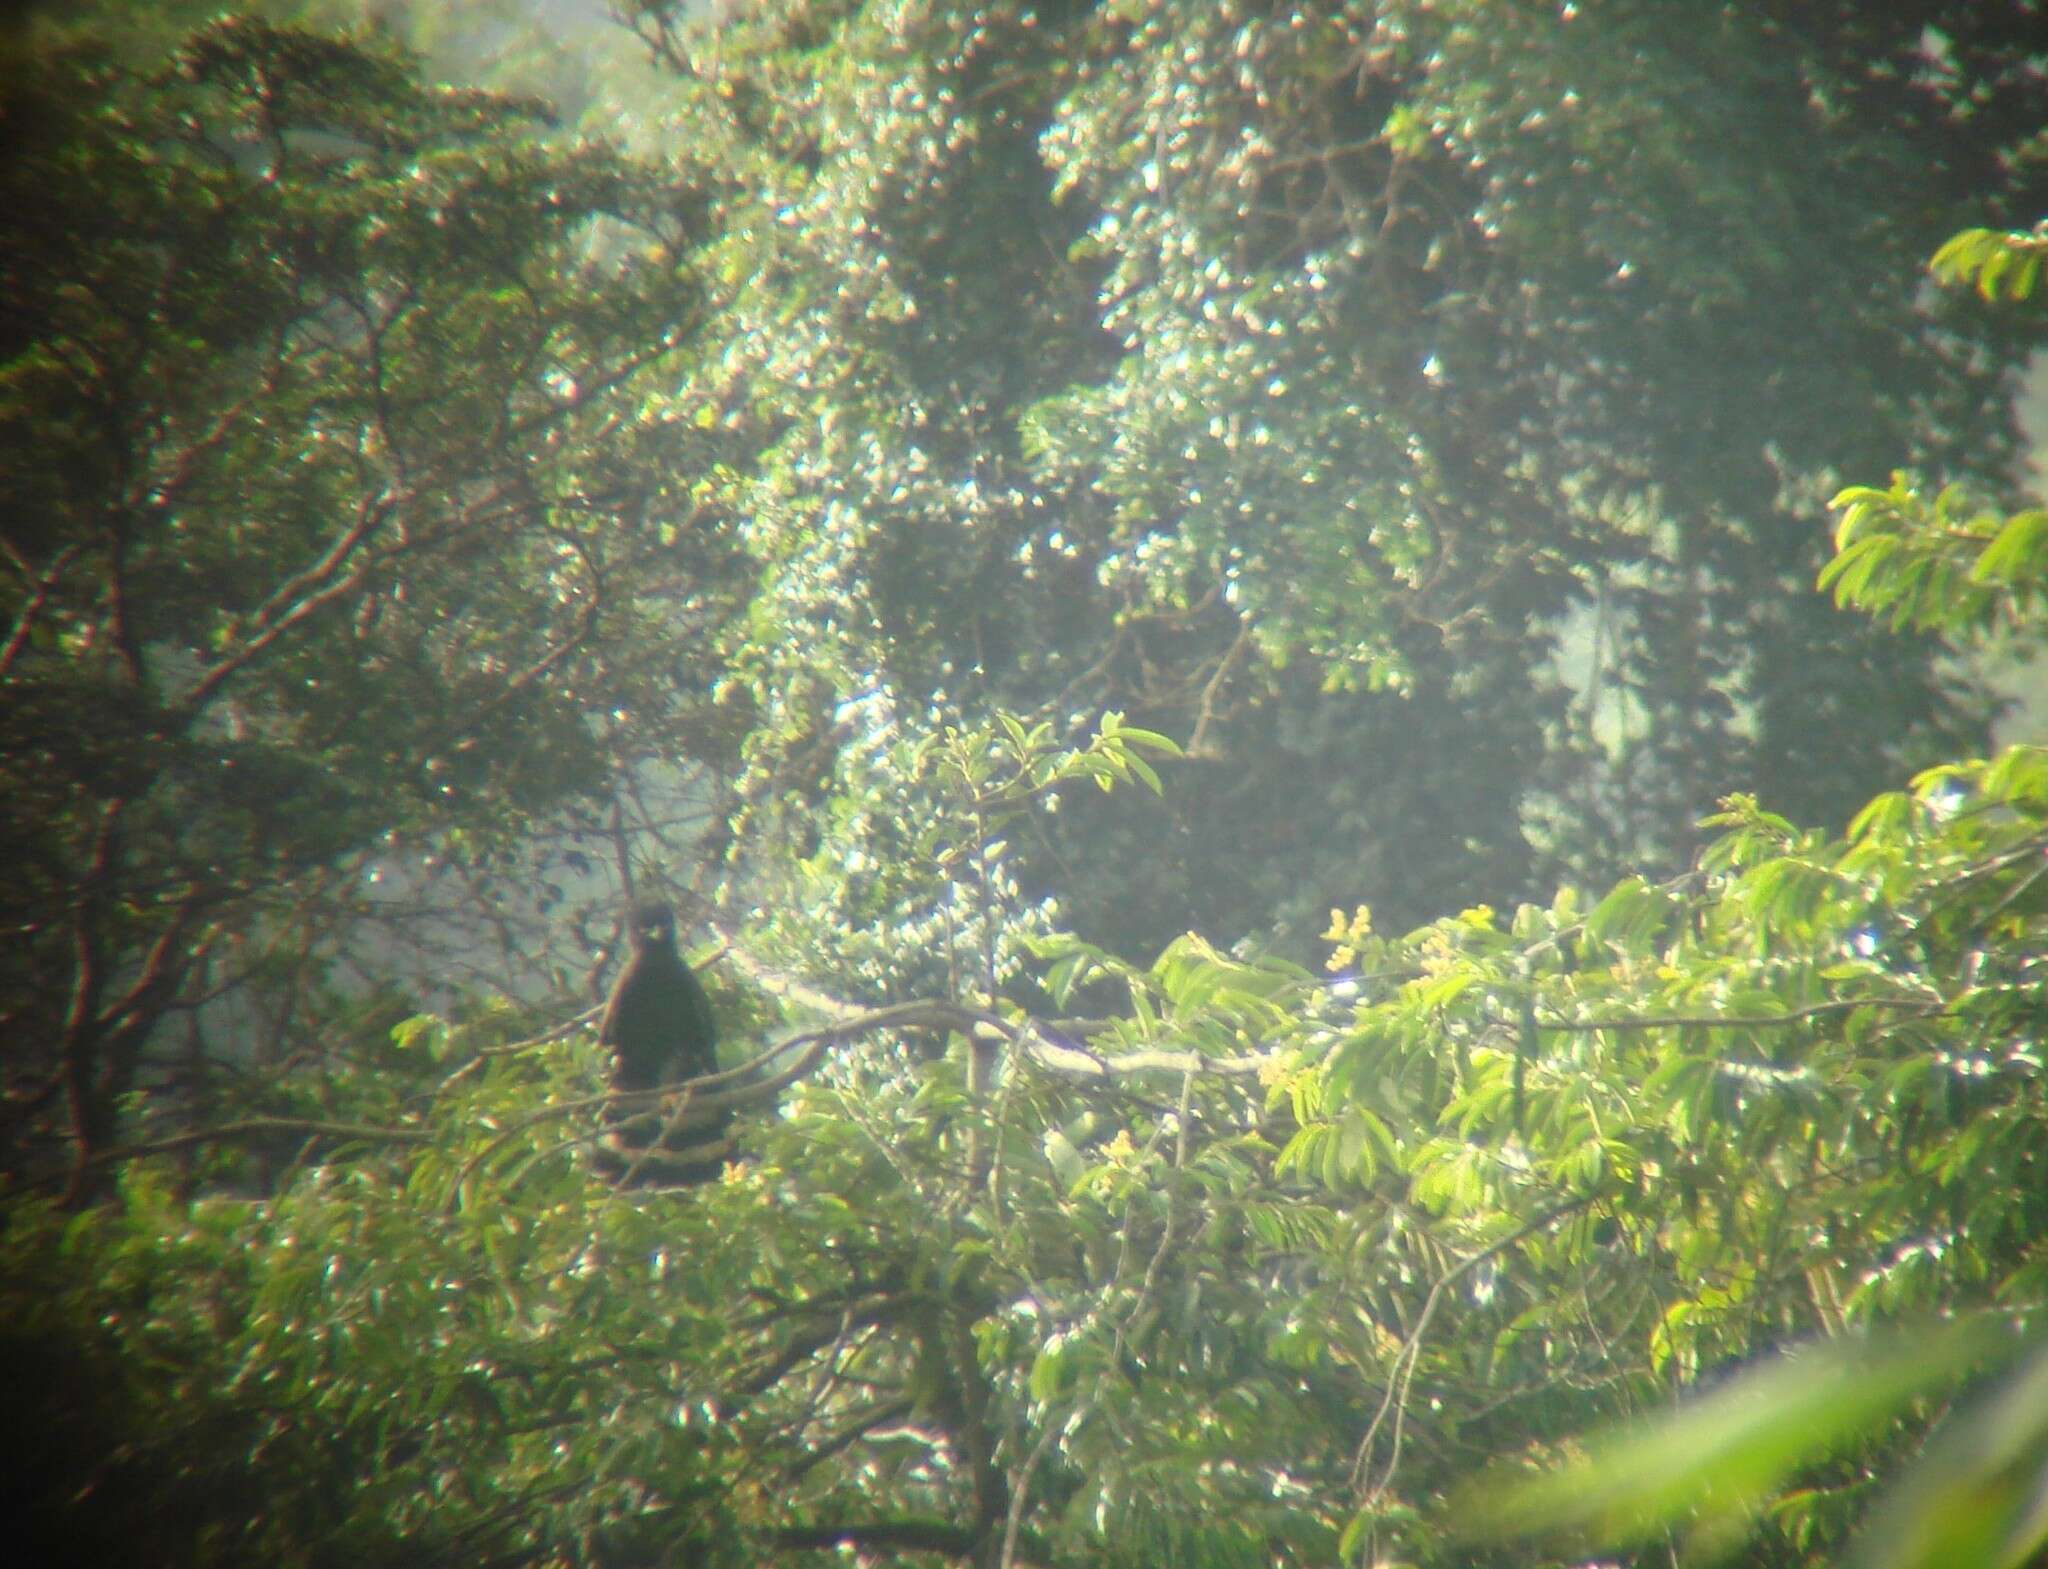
[{"left": 1460, "top": 1318, "right": 2038, "bottom": 1565}]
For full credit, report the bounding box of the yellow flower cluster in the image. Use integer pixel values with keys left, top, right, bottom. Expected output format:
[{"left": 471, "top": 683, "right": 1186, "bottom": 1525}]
[{"left": 1320, "top": 904, "right": 1373, "bottom": 971}]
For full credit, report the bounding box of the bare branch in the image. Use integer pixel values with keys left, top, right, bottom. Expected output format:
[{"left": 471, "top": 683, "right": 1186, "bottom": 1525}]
[
  {"left": 0, "top": 543, "right": 83, "bottom": 678},
  {"left": 1019, "top": 1020, "right": 1272, "bottom": 1079},
  {"left": 1535, "top": 996, "right": 1949, "bottom": 1034}
]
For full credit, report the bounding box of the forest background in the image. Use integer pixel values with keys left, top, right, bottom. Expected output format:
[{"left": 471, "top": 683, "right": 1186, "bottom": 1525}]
[{"left": 4, "top": 2, "right": 2048, "bottom": 1566}]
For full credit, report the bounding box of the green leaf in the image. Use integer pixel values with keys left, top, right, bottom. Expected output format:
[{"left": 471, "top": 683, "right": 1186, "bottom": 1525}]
[
  {"left": 1970, "top": 509, "right": 2048, "bottom": 585},
  {"left": 1028, "top": 1334, "right": 1073, "bottom": 1401},
  {"left": 1854, "top": 1335, "right": 2048, "bottom": 1569},
  {"left": 1464, "top": 1320, "right": 2006, "bottom": 1551},
  {"left": 1111, "top": 725, "right": 1185, "bottom": 757}
]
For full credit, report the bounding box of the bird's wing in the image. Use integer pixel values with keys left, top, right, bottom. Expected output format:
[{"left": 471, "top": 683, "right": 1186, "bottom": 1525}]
[
  {"left": 681, "top": 962, "right": 720, "bottom": 1076},
  {"left": 597, "top": 972, "right": 627, "bottom": 1046}
]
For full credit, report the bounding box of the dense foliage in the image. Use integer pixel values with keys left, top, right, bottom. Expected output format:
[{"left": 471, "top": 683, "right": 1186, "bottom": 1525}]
[
  {"left": 0, "top": 16, "right": 750, "bottom": 1197},
  {"left": 3, "top": 6, "right": 2045, "bottom": 1569},
  {"left": 624, "top": 0, "right": 2046, "bottom": 956}
]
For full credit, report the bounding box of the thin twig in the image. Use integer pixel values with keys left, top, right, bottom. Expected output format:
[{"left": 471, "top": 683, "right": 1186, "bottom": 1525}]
[
  {"left": 1352, "top": 1197, "right": 1592, "bottom": 1505},
  {"left": 1536, "top": 996, "right": 1949, "bottom": 1034}
]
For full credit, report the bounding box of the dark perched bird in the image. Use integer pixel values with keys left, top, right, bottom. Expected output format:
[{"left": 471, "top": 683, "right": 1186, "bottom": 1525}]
[
  {"left": 602, "top": 902, "right": 718, "bottom": 1089},
  {"left": 598, "top": 902, "right": 725, "bottom": 1183}
]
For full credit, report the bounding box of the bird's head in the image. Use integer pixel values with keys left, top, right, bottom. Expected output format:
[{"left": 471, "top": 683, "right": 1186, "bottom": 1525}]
[{"left": 628, "top": 901, "right": 677, "bottom": 950}]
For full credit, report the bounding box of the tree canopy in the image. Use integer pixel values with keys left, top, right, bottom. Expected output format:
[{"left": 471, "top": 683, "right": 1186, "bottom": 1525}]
[
  {"left": 3, "top": 6, "right": 2045, "bottom": 1569},
  {"left": 633, "top": 0, "right": 2044, "bottom": 955}
]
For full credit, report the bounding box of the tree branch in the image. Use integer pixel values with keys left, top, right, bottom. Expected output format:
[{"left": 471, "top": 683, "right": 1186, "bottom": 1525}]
[
  {"left": 0, "top": 543, "right": 82, "bottom": 678},
  {"left": 1535, "top": 996, "right": 1949, "bottom": 1034}
]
